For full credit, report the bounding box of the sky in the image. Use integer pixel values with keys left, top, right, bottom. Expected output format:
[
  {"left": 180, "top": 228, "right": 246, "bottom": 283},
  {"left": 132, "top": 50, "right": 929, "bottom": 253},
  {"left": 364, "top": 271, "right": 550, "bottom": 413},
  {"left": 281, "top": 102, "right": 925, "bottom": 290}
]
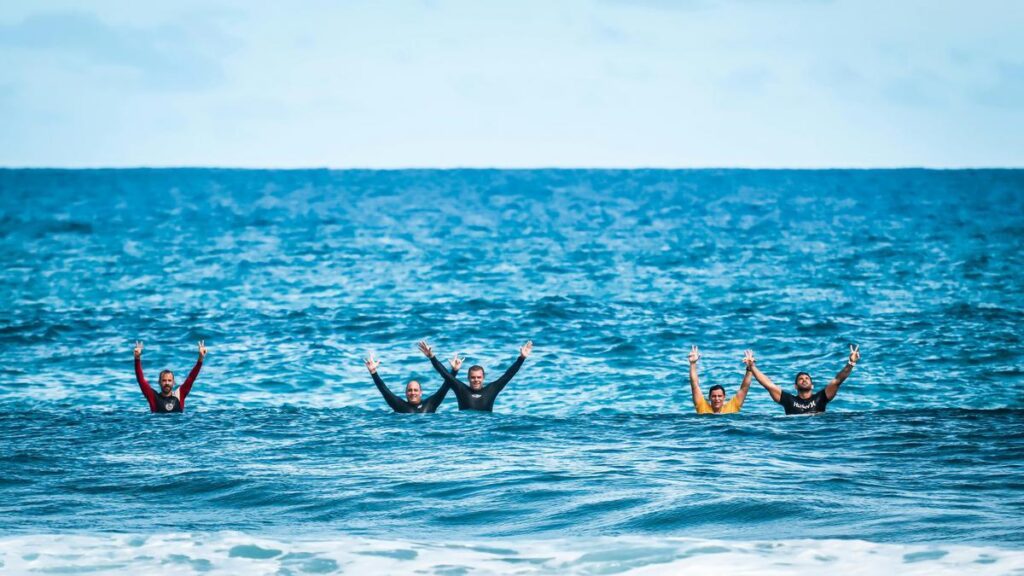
[{"left": 1, "top": 0, "right": 1022, "bottom": 168}]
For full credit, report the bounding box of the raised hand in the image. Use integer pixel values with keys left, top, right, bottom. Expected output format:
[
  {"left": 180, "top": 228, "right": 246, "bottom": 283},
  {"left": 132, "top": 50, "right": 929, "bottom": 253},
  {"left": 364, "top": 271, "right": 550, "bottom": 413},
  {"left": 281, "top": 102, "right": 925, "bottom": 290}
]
[
  {"left": 364, "top": 353, "right": 380, "bottom": 374},
  {"left": 825, "top": 344, "right": 860, "bottom": 401},
  {"left": 688, "top": 345, "right": 701, "bottom": 365},
  {"left": 198, "top": 340, "right": 207, "bottom": 360},
  {"left": 134, "top": 340, "right": 144, "bottom": 359},
  {"left": 520, "top": 340, "right": 533, "bottom": 358},
  {"left": 417, "top": 340, "right": 434, "bottom": 358},
  {"left": 743, "top": 349, "right": 755, "bottom": 369},
  {"left": 450, "top": 352, "right": 464, "bottom": 372}
]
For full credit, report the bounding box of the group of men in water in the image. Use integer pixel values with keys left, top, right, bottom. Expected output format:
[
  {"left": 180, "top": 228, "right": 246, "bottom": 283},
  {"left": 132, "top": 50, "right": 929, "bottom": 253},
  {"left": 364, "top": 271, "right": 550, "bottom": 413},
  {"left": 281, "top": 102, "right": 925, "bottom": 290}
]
[
  {"left": 687, "top": 344, "right": 860, "bottom": 415},
  {"left": 133, "top": 339, "right": 860, "bottom": 415}
]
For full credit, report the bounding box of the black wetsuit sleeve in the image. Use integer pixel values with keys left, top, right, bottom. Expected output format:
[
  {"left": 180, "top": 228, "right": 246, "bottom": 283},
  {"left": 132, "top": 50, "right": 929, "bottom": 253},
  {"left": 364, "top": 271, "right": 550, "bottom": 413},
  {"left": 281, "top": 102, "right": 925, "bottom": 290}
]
[
  {"left": 421, "top": 366, "right": 457, "bottom": 412},
  {"left": 429, "top": 355, "right": 468, "bottom": 398},
  {"left": 371, "top": 372, "right": 408, "bottom": 412},
  {"left": 428, "top": 355, "right": 459, "bottom": 383},
  {"left": 484, "top": 355, "right": 526, "bottom": 399},
  {"left": 421, "top": 380, "right": 451, "bottom": 412}
]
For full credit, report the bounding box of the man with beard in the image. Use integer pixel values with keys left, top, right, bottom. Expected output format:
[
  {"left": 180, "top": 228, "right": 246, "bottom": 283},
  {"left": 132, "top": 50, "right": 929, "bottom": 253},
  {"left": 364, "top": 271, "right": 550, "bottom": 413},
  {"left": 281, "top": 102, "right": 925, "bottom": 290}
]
[
  {"left": 748, "top": 344, "right": 861, "bottom": 414},
  {"left": 134, "top": 340, "right": 206, "bottom": 413}
]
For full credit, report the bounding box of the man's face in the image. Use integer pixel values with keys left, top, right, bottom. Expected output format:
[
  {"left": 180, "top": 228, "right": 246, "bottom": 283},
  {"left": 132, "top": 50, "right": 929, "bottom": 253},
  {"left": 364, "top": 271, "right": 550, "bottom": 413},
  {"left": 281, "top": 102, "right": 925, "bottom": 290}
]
[
  {"left": 159, "top": 372, "right": 175, "bottom": 395},
  {"left": 405, "top": 381, "right": 422, "bottom": 405},
  {"left": 468, "top": 368, "right": 485, "bottom": 391},
  {"left": 795, "top": 373, "right": 813, "bottom": 391},
  {"left": 709, "top": 388, "right": 726, "bottom": 412}
]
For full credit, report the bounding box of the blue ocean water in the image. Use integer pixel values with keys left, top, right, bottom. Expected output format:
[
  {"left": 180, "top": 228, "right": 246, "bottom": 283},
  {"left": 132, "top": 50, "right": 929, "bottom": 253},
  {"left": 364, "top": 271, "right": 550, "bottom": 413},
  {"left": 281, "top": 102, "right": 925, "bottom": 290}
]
[{"left": 1, "top": 169, "right": 1023, "bottom": 574}]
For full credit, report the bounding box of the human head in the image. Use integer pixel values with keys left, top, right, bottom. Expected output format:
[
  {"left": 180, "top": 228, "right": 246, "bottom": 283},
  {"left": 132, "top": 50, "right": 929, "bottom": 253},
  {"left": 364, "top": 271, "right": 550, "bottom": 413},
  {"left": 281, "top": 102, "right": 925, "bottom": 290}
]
[
  {"left": 468, "top": 366, "right": 485, "bottom": 390},
  {"left": 405, "top": 380, "right": 422, "bottom": 405},
  {"left": 708, "top": 384, "right": 726, "bottom": 412},
  {"left": 158, "top": 370, "right": 175, "bottom": 395},
  {"left": 794, "top": 372, "right": 813, "bottom": 392}
]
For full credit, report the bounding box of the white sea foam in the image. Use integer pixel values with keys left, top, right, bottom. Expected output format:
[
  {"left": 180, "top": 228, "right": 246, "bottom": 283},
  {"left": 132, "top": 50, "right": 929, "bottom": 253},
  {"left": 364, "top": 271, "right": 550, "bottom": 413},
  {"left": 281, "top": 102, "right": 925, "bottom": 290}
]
[{"left": 0, "top": 533, "right": 1020, "bottom": 575}]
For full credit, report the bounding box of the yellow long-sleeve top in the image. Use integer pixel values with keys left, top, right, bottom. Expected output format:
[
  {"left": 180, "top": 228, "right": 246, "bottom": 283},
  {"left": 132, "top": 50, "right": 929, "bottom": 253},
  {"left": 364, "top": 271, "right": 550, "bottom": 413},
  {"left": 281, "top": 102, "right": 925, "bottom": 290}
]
[{"left": 694, "top": 395, "right": 742, "bottom": 414}]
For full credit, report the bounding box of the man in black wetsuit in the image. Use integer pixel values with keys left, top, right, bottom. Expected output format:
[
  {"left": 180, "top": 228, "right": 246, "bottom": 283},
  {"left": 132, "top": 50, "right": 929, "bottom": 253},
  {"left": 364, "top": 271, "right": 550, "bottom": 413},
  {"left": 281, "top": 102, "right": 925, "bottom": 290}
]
[
  {"left": 417, "top": 339, "right": 532, "bottom": 412},
  {"left": 364, "top": 352, "right": 462, "bottom": 413},
  {"left": 747, "top": 344, "right": 860, "bottom": 414}
]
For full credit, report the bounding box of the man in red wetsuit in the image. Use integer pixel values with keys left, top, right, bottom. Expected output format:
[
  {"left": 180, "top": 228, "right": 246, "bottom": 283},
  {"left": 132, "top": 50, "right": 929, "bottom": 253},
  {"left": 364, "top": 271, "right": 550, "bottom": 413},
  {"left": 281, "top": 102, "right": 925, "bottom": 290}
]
[{"left": 134, "top": 340, "right": 206, "bottom": 413}]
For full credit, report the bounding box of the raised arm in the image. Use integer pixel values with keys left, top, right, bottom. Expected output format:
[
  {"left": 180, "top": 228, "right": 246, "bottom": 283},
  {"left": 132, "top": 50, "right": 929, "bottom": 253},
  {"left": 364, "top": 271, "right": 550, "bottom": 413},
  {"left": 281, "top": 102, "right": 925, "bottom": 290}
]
[
  {"left": 419, "top": 340, "right": 464, "bottom": 387},
  {"left": 745, "top": 349, "right": 782, "bottom": 403},
  {"left": 731, "top": 361, "right": 754, "bottom": 408},
  {"left": 366, "top": 353, "right": 406, "bottom": 412},
  {"left": 485, "top": 340, "right": 531, "bottom": 396},
  {"left": 687, "top": 345, "right": 705, "bottom": 410},
  {"left": 178, "top": 340, "right": 206, "bottom": 401},
  {"left": 420, "top": 353, "right": 462, "bottom": 411},
  {"left": 134, "top": 340, "right": 157, "bottom": 410},
  {"left": 824, "top": 344, "right": 859, "bottom": 401}
]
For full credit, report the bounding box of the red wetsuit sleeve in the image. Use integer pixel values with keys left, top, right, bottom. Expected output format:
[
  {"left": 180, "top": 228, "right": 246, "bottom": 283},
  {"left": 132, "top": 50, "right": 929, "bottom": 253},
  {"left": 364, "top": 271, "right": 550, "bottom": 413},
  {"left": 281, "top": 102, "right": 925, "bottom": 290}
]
[
  {"left": 177, "top": 358, "right": 203, "bottom": 409},
  {"left": 135, "top": 357, "right": 157, "bottom": 412}
]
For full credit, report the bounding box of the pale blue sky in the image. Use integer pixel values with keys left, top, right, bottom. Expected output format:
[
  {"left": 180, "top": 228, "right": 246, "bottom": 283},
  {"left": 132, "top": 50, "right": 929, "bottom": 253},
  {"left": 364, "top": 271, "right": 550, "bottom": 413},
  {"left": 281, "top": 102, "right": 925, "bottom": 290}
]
[{"left": 1, "top": 0, "right": 1021, "bottom": 167}]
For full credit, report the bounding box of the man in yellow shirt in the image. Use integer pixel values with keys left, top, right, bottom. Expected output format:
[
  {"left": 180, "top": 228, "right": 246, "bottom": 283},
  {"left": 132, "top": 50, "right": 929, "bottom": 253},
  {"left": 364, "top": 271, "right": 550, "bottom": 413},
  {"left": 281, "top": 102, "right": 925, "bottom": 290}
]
[{"left": 688, "top": 346, "right": 753, "bottom": 414}]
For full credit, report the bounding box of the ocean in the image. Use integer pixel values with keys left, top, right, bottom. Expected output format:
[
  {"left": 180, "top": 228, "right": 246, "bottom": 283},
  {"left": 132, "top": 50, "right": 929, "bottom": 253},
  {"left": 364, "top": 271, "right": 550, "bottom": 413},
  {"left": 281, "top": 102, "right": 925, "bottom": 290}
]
[{"left": 1, "top": 169, "right": 1022, "bottom": 574}]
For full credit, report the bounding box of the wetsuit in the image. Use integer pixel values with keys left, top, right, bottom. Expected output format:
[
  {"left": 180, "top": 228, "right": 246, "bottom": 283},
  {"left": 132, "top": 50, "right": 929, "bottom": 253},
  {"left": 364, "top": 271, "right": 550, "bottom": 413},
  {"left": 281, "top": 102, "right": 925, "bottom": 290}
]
[
  {"left": 779, "top": 390, "right": 829, "bottom": 415},
  {"left": 135, "top": 357, "right": 203, "bottom": 413},
  {"left": 371, "top": 368, "right": 457, "bottom": 414},
  {"left": 429, "top": 354, "right": 525, "bottom": 412}
]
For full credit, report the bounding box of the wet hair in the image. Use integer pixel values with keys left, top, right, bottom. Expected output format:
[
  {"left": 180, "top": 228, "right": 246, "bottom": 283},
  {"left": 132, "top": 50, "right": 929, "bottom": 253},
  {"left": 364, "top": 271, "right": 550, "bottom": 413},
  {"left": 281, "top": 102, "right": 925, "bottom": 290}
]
[
  {"left": 158, "top": 369, "right": 174, "bottom": 381},
  {"left": 794, "top": 372, "right": 812, "bottom": 385},
  {"left": 708, "top": 384, "right": 726, "bottom": 396},
  {"left": 468, "top": 365, "right": 485, "bottom": 377}
]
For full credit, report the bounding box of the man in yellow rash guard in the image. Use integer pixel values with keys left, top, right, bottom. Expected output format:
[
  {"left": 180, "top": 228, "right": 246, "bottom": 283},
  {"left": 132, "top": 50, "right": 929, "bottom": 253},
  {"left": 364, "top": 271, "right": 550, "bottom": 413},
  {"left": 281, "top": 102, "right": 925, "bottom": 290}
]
[{"left": 687, "top": 345, "right": 753, "bottom": 414}]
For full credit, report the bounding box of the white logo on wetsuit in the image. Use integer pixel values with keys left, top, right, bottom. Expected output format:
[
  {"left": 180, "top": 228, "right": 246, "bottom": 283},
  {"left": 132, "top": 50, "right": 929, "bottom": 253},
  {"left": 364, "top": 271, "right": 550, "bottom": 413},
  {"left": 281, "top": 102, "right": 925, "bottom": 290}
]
[
  {"left": 165, "top": 403, "right": 174, "bottom": 411},
  {"left": 471, "top": 393, "right": 482, "bottom": 398}
]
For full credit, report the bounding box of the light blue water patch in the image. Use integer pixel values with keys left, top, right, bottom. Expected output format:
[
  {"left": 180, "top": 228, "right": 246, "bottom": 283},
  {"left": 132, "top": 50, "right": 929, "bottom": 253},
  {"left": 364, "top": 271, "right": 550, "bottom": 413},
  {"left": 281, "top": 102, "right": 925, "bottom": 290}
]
[
  {"left": 165, "top": 554, "right": 213, "bottom": 572},
  {"left": 228, "top": 545, "right": 282, "bottom": 559},
  {"left": 0, "top": 169, "right": 1022, "bottom": 549},
  {"left": 356, "top": 548, "right": 418, "bottom": 560},
  {"left": 904, "top": 549, "right": 949, "bottom": 563}
]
